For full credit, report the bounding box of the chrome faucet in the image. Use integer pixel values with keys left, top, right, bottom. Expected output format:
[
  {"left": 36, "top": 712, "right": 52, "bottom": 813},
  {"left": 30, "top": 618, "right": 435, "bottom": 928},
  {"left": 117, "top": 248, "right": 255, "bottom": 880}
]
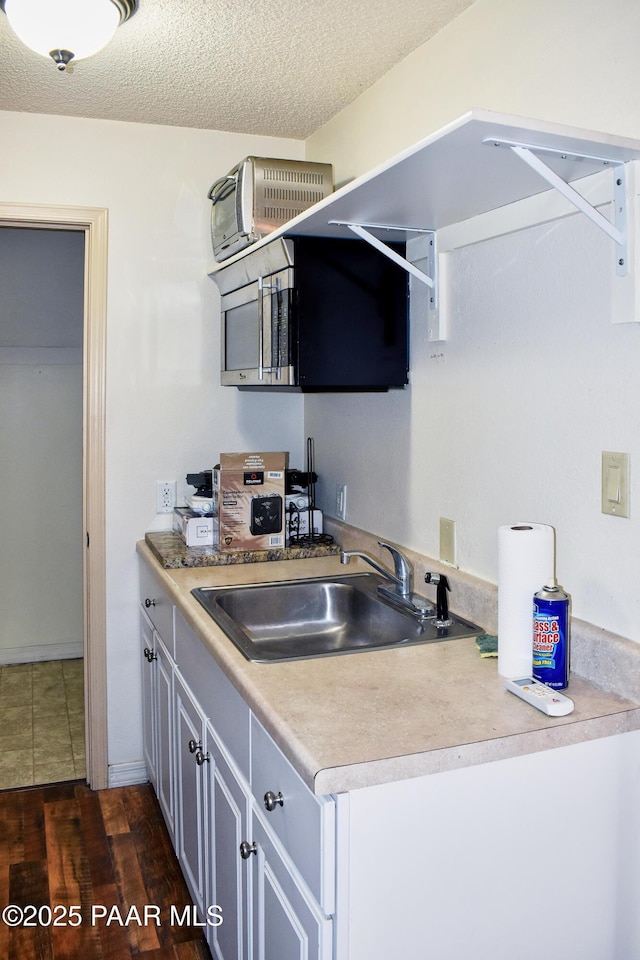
[{"left": 341, "top": 541, "right": 433, "bottom": 620}]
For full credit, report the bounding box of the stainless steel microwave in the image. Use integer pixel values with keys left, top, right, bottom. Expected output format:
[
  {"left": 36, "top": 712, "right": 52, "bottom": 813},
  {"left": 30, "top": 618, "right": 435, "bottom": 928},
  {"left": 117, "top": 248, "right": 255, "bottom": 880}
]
[
  {"left": 212, "top": 236, "right": 409, "bottom": 391},
  {"left": 207, "top": 157, "right": 333, "bottom": 262}
]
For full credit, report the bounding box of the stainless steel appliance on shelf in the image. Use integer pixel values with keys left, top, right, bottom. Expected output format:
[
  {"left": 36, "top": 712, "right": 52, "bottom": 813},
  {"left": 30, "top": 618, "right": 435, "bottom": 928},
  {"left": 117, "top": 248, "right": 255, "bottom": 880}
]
[{"left": 208, "top": 157, "right": 333, "bottom": 262}]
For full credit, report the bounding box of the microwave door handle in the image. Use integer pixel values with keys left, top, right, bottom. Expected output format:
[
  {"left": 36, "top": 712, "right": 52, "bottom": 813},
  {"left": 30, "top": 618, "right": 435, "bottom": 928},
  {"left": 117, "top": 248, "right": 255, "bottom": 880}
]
[
  {"left": 257, "top": 277, "right": 265, "bottom": 380},
  {"left": 274, "top": 277, "right": 282, "bottom": 381},
  {"left": 207, "top": 175, "right": 237, "bottom": 203},
  {"left": 257, "top": 277, "right": 271, "bottom": 381}
]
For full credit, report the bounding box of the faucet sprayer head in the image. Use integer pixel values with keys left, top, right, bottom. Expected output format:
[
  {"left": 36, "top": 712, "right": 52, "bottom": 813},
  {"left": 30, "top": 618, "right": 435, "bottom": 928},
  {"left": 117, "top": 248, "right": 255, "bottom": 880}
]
[{"left": 340, "top": 552, "right": 350, "bottom": 565}]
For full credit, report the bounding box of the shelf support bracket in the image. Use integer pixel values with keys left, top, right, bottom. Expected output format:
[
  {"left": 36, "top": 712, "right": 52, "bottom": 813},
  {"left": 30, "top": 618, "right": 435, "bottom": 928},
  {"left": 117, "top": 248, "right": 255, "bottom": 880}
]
[
  {"left": 489, "top": 140, "right": 628, "bottom": 276},
  {"left": 330, "top": 219, "right": 443, "bottom": 340},
  {"left": 329, "top": 220, "right": 436, "bottom": 287}
]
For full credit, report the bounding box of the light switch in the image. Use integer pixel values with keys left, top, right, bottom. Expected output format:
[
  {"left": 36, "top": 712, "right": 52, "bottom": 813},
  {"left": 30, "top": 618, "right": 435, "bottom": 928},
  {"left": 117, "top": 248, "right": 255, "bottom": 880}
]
[
  {"left": 606, "top": 465, "right": 621, "bottom": 503},
  {"left": 601, "top": 451, "right": 630, "bottom": 517}
]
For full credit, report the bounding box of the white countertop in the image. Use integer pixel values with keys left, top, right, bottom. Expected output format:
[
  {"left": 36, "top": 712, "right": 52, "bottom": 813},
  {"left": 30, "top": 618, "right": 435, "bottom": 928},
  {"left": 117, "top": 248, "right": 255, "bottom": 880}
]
[{"left": 138, "top": 541, "right": 640, "bottom": 795}]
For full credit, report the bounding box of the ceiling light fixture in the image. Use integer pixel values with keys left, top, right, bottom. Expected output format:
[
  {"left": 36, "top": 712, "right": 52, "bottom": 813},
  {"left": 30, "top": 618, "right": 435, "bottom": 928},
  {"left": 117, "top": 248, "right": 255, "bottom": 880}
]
[{"left": 0, "top": 0, "right": 138, "bottom": 71}]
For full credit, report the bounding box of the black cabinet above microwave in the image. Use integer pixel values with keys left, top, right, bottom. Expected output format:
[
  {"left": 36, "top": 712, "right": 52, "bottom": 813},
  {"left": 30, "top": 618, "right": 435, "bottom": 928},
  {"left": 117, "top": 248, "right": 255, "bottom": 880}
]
[{"left": 211, "top": 236, "right": 409, "bottom": 391}]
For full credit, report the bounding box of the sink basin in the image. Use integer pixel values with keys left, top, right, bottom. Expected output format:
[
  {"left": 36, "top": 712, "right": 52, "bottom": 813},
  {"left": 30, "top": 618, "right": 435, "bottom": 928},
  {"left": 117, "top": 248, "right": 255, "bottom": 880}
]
[{"left": 191, "top": 573, "right": 482, "bottom": 662}]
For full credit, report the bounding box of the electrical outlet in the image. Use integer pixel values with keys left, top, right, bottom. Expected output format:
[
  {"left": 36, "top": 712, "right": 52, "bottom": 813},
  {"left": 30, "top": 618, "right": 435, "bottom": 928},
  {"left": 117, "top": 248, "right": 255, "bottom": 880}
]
[
  {"left": 156, "top": 480, "right": 177, "bottom": 514},
  {"left": 336, "top": 484, "right": 347, "bottom": 521}
]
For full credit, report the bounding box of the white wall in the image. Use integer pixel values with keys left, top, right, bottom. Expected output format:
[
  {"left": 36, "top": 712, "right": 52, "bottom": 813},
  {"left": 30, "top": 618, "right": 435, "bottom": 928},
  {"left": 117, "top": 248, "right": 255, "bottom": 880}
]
[
  {"left": 303, "top": 0, "right": 640, "bottom": 643},
  {"left": 0, "top": 110, "right": 306, "bottom": 771},
  {"left": 0, "top": 228, "right": 84, "bottom": 662},
  {"left": 306, "top": 0, "right": 640, "bottom": 185}
]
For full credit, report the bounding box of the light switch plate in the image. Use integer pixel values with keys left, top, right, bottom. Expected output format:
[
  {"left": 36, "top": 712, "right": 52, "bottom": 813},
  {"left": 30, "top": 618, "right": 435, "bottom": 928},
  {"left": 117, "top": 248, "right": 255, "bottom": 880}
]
[
  {"left": 601, "top": 451, "right": 630, "bottom": 517},
  {"left": 440, "top": 517, "right": 457, "bottom": 565}
]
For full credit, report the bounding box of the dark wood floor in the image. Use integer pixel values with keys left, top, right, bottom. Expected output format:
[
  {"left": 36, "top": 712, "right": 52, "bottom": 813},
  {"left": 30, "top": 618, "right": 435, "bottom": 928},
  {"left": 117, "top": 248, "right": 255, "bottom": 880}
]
[{"left": 0, "top": 779, "right": 211, "bottom": 960}]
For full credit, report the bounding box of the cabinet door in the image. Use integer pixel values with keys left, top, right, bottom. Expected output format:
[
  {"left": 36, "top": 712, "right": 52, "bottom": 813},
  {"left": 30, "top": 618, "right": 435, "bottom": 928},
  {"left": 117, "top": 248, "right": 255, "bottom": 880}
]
[
  {"left": 250, "top": 815, "right": 333, "bottom": 960},
  {"left": 155, "top": 636, "right": 175, "bottom": 840},
  {"left": 140, "top": 609, "right": 156, "bottom": 786},
  {"left": 206, "top": 725, "right": 250, "bottom": 960},
  {"left": 175, "top": 672, "right": 208, "bottom": 915}
]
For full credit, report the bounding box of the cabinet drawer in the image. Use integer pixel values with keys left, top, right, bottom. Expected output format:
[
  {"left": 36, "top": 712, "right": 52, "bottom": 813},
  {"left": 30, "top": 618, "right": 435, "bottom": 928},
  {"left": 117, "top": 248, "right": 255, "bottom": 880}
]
[
  {"left": 251, "top": 716, "right": 335, "bottom": 913},
  {"left": 175, "top": 609, "right": 250, "bottom": 782},
  {"left": 139, "top": 560, "right": 174, "bottom": 654}
]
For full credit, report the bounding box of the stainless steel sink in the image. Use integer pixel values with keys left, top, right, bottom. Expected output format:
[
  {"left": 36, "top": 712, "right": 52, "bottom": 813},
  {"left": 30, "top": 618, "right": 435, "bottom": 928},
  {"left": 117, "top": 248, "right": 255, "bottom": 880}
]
[{"left": 191, "top": 573, "right": 482, "bottom": 662}]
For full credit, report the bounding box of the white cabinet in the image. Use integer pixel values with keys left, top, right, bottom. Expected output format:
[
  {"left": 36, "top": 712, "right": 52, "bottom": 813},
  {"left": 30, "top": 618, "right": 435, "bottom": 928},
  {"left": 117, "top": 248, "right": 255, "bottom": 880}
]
[
  {"left": 174, "top": 671, "right": 208, "bottom": 916},
  {"left": 139, "top": 556, "right": 640, "bottom": 960},
  {"left": 140, "top": 609, "right": 156, "bottom": 785},
  {"left": 206, "top": 724, "right": 250, "bottom": 960},
  {"left": 139, "top": 558, "right": 335, "bottom": 958},
  {"left": 140, "top": 605, "right": 175, "bottom": 840},
  {"left": 250, "top": 814, "right": 333, "bottom": 960},
  {"left": 170, "top": 604, "right": 335, "bottom": 960}
]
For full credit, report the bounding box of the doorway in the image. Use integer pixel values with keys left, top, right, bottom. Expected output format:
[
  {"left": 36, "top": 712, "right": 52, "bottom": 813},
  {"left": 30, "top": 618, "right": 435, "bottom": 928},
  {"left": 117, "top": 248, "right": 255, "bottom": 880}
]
[
  {"left": 0, "top": 225, "right": 84, "bottom": 787},
  {"left": 0, "top": 202, "right": 108, "bottom": 790}
]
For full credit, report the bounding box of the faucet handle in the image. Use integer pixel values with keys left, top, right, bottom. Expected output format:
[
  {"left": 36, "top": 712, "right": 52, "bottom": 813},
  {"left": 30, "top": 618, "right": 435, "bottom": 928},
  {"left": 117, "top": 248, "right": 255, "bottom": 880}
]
[{"left": 378, "top": 541, "right": 412, "bottom": 596}]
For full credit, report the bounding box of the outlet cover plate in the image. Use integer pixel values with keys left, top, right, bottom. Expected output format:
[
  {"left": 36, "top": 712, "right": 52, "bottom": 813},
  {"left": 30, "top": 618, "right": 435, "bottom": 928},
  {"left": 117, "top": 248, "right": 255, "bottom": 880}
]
[
  {"left": 156, "top": 480, "right": 177, "bottom": 514},
  {"left": 440, "top": 517, "right": 457, "bottom": 566}
]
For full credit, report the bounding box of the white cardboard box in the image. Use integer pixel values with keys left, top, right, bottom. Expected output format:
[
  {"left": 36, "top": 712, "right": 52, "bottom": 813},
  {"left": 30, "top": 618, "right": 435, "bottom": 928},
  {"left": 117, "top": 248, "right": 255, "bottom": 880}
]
[{"left": 173, "top": 507, "right": 218, "bottom": 547}]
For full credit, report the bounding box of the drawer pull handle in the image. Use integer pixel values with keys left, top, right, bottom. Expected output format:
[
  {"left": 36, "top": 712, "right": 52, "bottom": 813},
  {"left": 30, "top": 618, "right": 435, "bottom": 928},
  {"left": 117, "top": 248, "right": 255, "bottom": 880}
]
[
  {"left": 195, "top": 749, "right": 210, "bottom": 766},
  {"left": 263, "top": 790, "right": 284, "bottom": 812},
  {"left": 144, "top": 598, "right": 156, "bottom": 608},
  {"left": 239, "top": 840, "right": 257, "bottom": 860},
  {"left": 188, "top": 739, "right": 200, "bottom": 754},
  {"left": 143, "top": 647, "right": 157, "bottom": 663}
]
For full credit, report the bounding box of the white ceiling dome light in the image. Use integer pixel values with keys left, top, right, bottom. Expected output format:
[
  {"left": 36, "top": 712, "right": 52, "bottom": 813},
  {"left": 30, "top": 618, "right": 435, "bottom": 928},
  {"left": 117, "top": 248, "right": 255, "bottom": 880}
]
[{"left": 0, "top": 0, "right": 138, "bottom": 71}]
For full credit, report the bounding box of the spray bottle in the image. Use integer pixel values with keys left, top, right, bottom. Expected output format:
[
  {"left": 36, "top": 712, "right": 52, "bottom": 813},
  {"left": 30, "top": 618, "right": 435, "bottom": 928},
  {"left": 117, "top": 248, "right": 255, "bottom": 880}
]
[{"left": 532, "top": 578, "right": 570, "bottom": 690}]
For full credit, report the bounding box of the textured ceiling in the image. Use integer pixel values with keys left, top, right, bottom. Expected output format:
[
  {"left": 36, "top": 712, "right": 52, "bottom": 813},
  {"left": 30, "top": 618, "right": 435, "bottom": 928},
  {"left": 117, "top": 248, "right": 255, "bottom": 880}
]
[{"left": 0, "top": 0, "right": 475, "bottom": 139}]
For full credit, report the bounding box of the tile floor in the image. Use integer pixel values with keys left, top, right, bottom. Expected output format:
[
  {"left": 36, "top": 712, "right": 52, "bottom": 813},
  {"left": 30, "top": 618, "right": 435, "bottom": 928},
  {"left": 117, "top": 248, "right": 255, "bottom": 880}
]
[{"left": 0, "top": 658, "right": 85, "bottom": 790}]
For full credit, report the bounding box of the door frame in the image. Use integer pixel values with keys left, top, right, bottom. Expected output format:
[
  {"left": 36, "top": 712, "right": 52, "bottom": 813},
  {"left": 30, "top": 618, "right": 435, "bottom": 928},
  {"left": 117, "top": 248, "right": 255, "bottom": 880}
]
[{"left": 0, "top": 201, "right": 108, "bottom": 790}]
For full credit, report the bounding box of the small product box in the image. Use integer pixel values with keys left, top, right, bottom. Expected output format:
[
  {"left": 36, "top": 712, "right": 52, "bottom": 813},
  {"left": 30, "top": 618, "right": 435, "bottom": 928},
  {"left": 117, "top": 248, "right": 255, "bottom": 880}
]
[
  {"left": 218, "top": 452, "right": 287, "bottom": 551},
  {"left": 173, "top": 507, "right": 218, "bottom": 547}
]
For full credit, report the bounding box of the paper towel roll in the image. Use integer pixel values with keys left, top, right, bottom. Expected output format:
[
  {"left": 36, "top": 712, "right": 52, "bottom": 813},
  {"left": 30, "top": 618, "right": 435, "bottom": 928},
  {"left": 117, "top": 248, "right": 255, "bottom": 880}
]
[{"left": 498, "top": 523, "right": 555, "bottom": 679}]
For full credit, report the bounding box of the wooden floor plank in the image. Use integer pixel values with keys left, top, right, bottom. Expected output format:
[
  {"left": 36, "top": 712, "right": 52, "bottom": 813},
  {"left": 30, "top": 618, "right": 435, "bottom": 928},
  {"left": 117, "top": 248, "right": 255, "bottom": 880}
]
[
  {"left": 89, "top": 880, "right": 134, "bottom": 960},
  {"left": 97, "top": 787, "right": 131, "bottom": 838},
  {"left": 0, "top": 862, "right": 10, "bottom": 960},
  {"left": 21, "top": 788, "right": 47, "bottom": 863},
  {"left": 44, "top": 796, "right": 104, "bottom": 960},
  {"left": 142, "top": 941, "right": 213, "bottom": 960},
  {"left": 109, "top": 831, "right": 162, "bottom": 954},
  {"left": 77, "top": 788, "right": 116, "bottom": 897},
  {"left": 119, "top": 782, "right": 164, "bottom": 834},
  {"left": 8, "top": 859, "right": 52, "bottom": 960},
  {"left": 0, "top": 803, "right": 24, "bottom": 866},
  {"left": 132, "top": 812, "right": 200, "bottom": 948}
]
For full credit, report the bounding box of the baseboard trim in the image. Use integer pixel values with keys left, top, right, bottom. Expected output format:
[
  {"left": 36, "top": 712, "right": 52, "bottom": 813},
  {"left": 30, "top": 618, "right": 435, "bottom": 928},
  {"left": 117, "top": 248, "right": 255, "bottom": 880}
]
[
  {"left": 0, "top": 642, "right": 83, "bottom": 665},
  {"left": 108, "top": 761, "right": 149, "bottom": 788}
]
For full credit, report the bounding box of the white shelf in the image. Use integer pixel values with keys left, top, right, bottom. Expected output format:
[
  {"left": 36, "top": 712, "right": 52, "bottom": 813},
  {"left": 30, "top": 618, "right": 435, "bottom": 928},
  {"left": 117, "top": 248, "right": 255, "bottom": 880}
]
[
  {"left": 209, "top": 109, "right": 640, "bottom": 335},
  {"left": 211, "top": 109, "right": 640, "bottom": 253}
]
